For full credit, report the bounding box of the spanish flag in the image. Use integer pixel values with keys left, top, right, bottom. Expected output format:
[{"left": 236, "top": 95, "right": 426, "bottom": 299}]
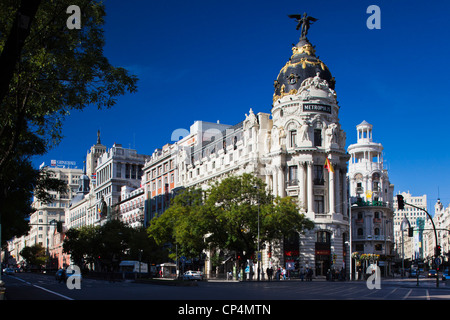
[{"left": 324, "top": 158, "right": 334, "bottom": 173}]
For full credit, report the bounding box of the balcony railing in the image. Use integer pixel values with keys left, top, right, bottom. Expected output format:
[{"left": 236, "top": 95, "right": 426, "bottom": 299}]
[{"left": 286, "top": 179, "right": 299, "bottom": 187}]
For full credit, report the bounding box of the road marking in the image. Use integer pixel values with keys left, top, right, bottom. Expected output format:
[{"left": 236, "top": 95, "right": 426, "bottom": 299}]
[
  {"left": 426, "top": 289, "right": 430, "bottom": 300},
  {"left": 403, "top": 289, "right": 412, "bottom": 300},
  {"left": 33, "top": 285, "right": 74, "bottom": 300},
  {"left": 8, "top": 275, "right": 74, "bottom": 300},
  {"left": 9, "top": 275, "right": 31, "bottom": 285}
]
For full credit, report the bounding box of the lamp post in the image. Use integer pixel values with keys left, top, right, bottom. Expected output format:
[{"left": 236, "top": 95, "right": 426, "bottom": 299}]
[
  {"left": 400, "top": 217, "right": 410, "bottom": 279},
  {"left": 254, "top": 185, "right": 261, "bottom": 281},
  {"left": 397, "top": 195, "right": 440, "bottom": 288}
]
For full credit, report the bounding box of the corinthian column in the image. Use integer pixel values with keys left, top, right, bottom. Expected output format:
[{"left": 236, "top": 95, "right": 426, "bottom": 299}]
[{"left": 307, "top": 162, "right": 313, "bottom": 213}]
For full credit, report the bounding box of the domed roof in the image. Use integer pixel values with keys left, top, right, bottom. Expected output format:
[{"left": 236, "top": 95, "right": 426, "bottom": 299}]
[{"left": 273, "top": 37, "right": 335, "bottom": 102}]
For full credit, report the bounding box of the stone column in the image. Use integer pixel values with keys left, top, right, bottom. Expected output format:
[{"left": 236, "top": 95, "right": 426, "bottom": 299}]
[
  {"left": 307, "top": 162, "right": 314, "bottom": 214},
  {"left": 329, "top": 165, "right": 335, "bottom": 214},
  {"left": 335, "top": 166, "right": 341, "bottom": 214},
  {"left": 273, "top": 170, "right": 278, "bottom": 197},
  {"left": 298, "top": 162, "right": 306, "bottom": 209},
  {"left": 343, "top": 169, "right": 348, "bottom": 217},
  {"left": 278, "top": 166, "right": 285, "bottom": 198}
]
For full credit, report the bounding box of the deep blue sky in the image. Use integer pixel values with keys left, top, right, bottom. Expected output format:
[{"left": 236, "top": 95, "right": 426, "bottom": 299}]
[{"left": 32, "top": 0, "right": 450, "bottom": 214}]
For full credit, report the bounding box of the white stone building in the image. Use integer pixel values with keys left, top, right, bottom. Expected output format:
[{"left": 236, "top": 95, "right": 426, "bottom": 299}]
[
  {"left": 143, "top": 32, "right": 351, "bottom": 277},
  {"left": 393, "top": 192, "right": 428, "bottom": 261},
  {"left": 347, "top": 121, "right": 395, "bottom": 275},
  {"left": 29, "top": 165, "right": 83, "bottom": 248}
]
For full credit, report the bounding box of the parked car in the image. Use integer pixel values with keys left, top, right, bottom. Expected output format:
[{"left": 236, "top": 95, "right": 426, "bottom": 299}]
[
  {"left": 427, "top": 270, "right": 437, "bottom": 278},
  {"left": 183, "top": 270, "right": 203, "bottom": 281}
]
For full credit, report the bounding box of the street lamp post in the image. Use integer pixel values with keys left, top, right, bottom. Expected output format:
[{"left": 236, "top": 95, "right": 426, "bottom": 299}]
[
  {"left": 254, "top": 185, "right": 261, "bottom": 281},
  {"left": 400, "top": 217, "right": 410, "bottom": 279},
  {"left": 397, "top": 195, "right": 440, "bottom": 288}
]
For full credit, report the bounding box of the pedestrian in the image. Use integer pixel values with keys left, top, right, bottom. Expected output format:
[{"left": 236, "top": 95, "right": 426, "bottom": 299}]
[
  {"left": 307, "top": 267, "right": 313, "bottom": 281},
  {"left": 282, "top": 268, "right": 286, "bottom": 280},
  {"left": 299, "top": 266, "right": 305, "bottom": 281}
]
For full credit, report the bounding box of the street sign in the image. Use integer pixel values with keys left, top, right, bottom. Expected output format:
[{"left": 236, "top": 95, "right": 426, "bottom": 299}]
[{"left": 435, "top": 257, "right": 442, "bottom": 266}]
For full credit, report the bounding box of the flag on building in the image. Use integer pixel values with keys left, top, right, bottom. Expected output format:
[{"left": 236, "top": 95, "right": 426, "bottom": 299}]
[{"left": 324, "top": 158, "right": 334, "bottom": 173}]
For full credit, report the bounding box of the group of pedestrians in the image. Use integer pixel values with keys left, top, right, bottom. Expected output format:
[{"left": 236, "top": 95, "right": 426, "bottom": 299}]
[{"left": 265, "top": 266, "right": 313, "bottom": 281}]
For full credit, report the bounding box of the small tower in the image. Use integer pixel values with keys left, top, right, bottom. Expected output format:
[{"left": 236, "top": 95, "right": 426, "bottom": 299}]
[
  {"left": 347, "top": 121, "right": 394, "bottom": 275},
  {"left": 348, "top": 121, "right": 388, "bottom": 202},
  {"left": 356, "top": 120, "right": 373, "bottom": 143}
]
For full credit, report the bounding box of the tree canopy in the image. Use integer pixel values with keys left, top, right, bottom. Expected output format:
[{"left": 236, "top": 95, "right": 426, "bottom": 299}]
[
  {"left": 147, "top": 174, "right": 314, "bottom": 265},
  {"left": 63, "top": 220, "right": 169, "bottom": 271},
  {"left": 0, "top": 0, "right": 138, "bottom": 244}
]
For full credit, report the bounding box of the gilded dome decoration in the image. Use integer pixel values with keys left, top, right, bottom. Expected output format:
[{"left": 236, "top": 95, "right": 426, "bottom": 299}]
[{"left": 273, "top": 13, "right": 335, "bottom": 103}]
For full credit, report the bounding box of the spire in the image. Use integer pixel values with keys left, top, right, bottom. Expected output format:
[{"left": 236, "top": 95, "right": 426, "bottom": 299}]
[{"left": 97, "top": 129, "right": 101, "bottom": 144}]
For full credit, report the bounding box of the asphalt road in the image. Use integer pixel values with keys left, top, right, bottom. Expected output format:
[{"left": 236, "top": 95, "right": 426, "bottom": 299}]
[{"left": 2, "top": 272, "right": 450, "bottom": 301}]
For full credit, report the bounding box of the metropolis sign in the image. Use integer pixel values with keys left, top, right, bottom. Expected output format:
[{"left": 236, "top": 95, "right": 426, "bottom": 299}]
[{"left": 303, "top": 103, "right": 332, "bottom": 114}]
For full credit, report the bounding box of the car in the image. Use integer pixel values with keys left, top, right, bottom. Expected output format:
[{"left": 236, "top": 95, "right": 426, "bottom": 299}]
[
  {"left": 183, "top": 270, "right": 203, "bottom": 281},
  {"left": 3, "top": 268, "right": 14, "bottom": 275},
  {"left": 66, "top": 268, "right": 82, "bottom": 283},
  {"left": 442, "top": 270, "right": 450, "bottom": 280},
  {"left": 427, "top": 270, "right": 437, "bottom": 278},
  {"left": 55, "top": 269, "right": 66, "bottom": 282},
  {"left": 56, "top": 268, "right": 82, "bottom": 283}
]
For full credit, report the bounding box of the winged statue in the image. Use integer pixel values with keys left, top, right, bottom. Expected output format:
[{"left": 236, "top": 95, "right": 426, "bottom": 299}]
[{"left": 288, "top": 13, "right": 318, "bottom": 39}]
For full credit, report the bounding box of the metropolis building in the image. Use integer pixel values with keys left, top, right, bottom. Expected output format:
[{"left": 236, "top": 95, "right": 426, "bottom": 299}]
[{"left": 143, "top": 15, "right": 351, "bottom": 277}]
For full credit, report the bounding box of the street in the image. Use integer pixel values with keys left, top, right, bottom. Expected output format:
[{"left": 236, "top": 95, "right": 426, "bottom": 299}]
[{"left": 2, "top": 272, "right": 450, "bottom": 301}]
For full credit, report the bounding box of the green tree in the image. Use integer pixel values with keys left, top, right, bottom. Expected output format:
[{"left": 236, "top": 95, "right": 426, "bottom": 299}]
[
  {"left": 96, "top": 220, "right": 132, "bottom": 270},
  {"left": 148, "top": 174, "right": 314, "bottom": 269},
  {"left": 205, "top": 174, "right": 314, "bottom": 266},
  {"left": 0, "top": 0, "right": 138, "bottom": 242},
  {"left": 147, "top": 188, "right": 209, "bottom": 261},
  {"left": 128, "top": 227, "right": 169, "bottom": 266},
  {"left": 20, "top": 243, "right": 47, "bottom": 268},
  {"left": 63, "top": 225, "right": 99, "bottom": 269}
]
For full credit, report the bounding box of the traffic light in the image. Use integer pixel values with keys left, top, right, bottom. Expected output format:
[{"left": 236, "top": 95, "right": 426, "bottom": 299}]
[
  {"left": 397, "top": 195, "right": 405, "bottom": 209},
  {"left": 435, "top": 245, "right": 441, "bottom": 257},
  {"left": 56, "top": 221, "right": 63, "bottom": 233},
  {"left": 408, "top": 227, "right": 414, "bottom": 237}
]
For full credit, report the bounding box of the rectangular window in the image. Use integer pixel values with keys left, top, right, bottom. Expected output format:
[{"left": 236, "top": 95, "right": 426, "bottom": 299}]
[
  {"left": 125, "top": 164, "right": 130, "bottom": 179},
  {"left": 314, "top": 196, "right": 324, "bottom": 213},
  {"left": 290, "top": 130, "right": 297, "bottom": 148},
  {"left": 288, "top": 165, "right": 298, "bottom": 185},
  {"left": 116, "top": 163, "right": 122, "bottom": 178},
  {"left": 314, "top": 129, "right": 322, "bottom": 147},
  {"left": 314, "top": 165, "right": 324, "bottom": 185}
]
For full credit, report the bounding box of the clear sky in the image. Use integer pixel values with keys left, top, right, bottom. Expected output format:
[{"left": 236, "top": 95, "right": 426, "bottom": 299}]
[{"left": 31, "top": 0, "right": 450, "bottom": 214}]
